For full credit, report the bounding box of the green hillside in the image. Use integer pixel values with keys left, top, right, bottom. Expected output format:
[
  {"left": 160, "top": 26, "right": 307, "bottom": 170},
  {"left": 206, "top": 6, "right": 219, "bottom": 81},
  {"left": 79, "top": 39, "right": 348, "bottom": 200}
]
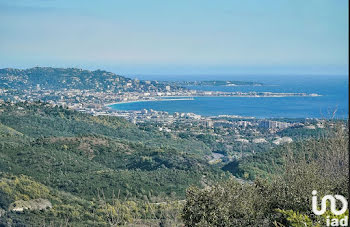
[
  {"left": 0, "top": 67, "right": 181, "bottom": 92},
  {"left": 0, "top": 102, "right": 226, "bottom": 225},
  {"left": 0, "top": 102, "right": 347, "bottom": 226},
  {"left": 183, "top": 127, "right": 349, "bottom": 226}
]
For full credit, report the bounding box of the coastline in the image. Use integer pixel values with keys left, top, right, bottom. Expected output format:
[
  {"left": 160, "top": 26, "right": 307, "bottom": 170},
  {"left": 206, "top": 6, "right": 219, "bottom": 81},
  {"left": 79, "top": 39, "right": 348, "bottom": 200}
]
[
  {"left": 105, "top": 97, "right": 195, "bottom": 107},
  {"left": 106, "top": 94, "right": 322, "bottom": 107}
]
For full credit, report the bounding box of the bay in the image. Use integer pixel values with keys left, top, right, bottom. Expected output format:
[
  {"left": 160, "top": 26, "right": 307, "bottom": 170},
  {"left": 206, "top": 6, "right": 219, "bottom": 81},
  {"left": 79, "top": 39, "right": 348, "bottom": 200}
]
[{"left": 111, "top": 75, "right": 348, "bottom": 119}]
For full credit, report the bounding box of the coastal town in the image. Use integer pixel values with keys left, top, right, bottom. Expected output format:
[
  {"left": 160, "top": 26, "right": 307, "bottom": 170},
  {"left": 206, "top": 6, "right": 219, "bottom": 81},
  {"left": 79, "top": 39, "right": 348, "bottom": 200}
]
[
  {"left": 0, "top": 67, "right": 330, "bottom": 161},
  {"left": 0, "top": 79, "right": 320, "bottom": 115},
  {"left": 0, "top": 1, "right": 348, "bottom": 225},
  {"left": 0, "top": 67, "right": 320, "bottom": 120}
]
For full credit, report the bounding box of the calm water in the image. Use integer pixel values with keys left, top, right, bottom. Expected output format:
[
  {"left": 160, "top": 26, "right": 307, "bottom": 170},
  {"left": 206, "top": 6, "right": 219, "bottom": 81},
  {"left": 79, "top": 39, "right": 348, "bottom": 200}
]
[{"left": 111, "top": 75, "right": 348, "bottom": 119}]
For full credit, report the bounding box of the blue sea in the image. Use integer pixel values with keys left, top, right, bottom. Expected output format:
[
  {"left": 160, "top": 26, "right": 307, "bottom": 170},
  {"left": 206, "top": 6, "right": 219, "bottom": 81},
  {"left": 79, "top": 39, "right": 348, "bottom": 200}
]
[{"left": 111, "top": 75, "right": 348, "bottom": 119}]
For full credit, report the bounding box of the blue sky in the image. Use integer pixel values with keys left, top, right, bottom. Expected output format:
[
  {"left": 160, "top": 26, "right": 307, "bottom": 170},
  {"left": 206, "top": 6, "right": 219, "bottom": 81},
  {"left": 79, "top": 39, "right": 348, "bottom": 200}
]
[{"left": 0, "top": 0, "right": 348, "bottom": 75}]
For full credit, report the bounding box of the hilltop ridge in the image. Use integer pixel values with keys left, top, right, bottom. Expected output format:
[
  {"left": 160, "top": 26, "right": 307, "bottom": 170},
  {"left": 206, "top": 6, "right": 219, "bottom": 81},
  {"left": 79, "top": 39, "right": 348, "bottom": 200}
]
[{"left": 0, "top": 67, "right": 180, "bottom": 93}]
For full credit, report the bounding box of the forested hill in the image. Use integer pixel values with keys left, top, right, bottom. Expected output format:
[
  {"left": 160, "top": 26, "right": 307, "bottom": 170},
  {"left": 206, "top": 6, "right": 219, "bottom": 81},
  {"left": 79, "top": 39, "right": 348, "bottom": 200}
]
[
  {"left": 0, "top": 67, "right": 180, "bottom": 92},
  {"left": 0, "top": 101, "right": 227, "bottom": 225},
  {"left": 0, "top": 102, "right": 348, "bottom": 226},
  {"left": 0, "top": 102, "right": 224, "bottom": 199}
]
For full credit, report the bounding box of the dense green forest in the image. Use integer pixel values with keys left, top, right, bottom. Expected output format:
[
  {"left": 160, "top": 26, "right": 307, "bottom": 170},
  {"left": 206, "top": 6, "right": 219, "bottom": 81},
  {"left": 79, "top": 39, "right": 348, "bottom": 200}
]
[
  {"left": 0, "top": 102, "right": 227, "bottom": 226},
  {"left": 183, "top": 126, "right": 349, "bottom": 226},
  {"left": 0, "top": 102, "right": 348, "bottom": 226}
]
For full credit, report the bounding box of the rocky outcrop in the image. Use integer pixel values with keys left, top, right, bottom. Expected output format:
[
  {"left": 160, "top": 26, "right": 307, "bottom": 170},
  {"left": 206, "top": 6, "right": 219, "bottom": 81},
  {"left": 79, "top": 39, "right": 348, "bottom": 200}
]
[
  {"left": 252, "top": 138, "right": 267, "bottom": 143},
  {"left": 272, "top": 137, "right": 293, "bottom": 145},
  {"left": 8, "top": 198, "right": 52, "bottom": 212},
  {"left": 0, "top": 208, "right": 5, "bottom": 217}
]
